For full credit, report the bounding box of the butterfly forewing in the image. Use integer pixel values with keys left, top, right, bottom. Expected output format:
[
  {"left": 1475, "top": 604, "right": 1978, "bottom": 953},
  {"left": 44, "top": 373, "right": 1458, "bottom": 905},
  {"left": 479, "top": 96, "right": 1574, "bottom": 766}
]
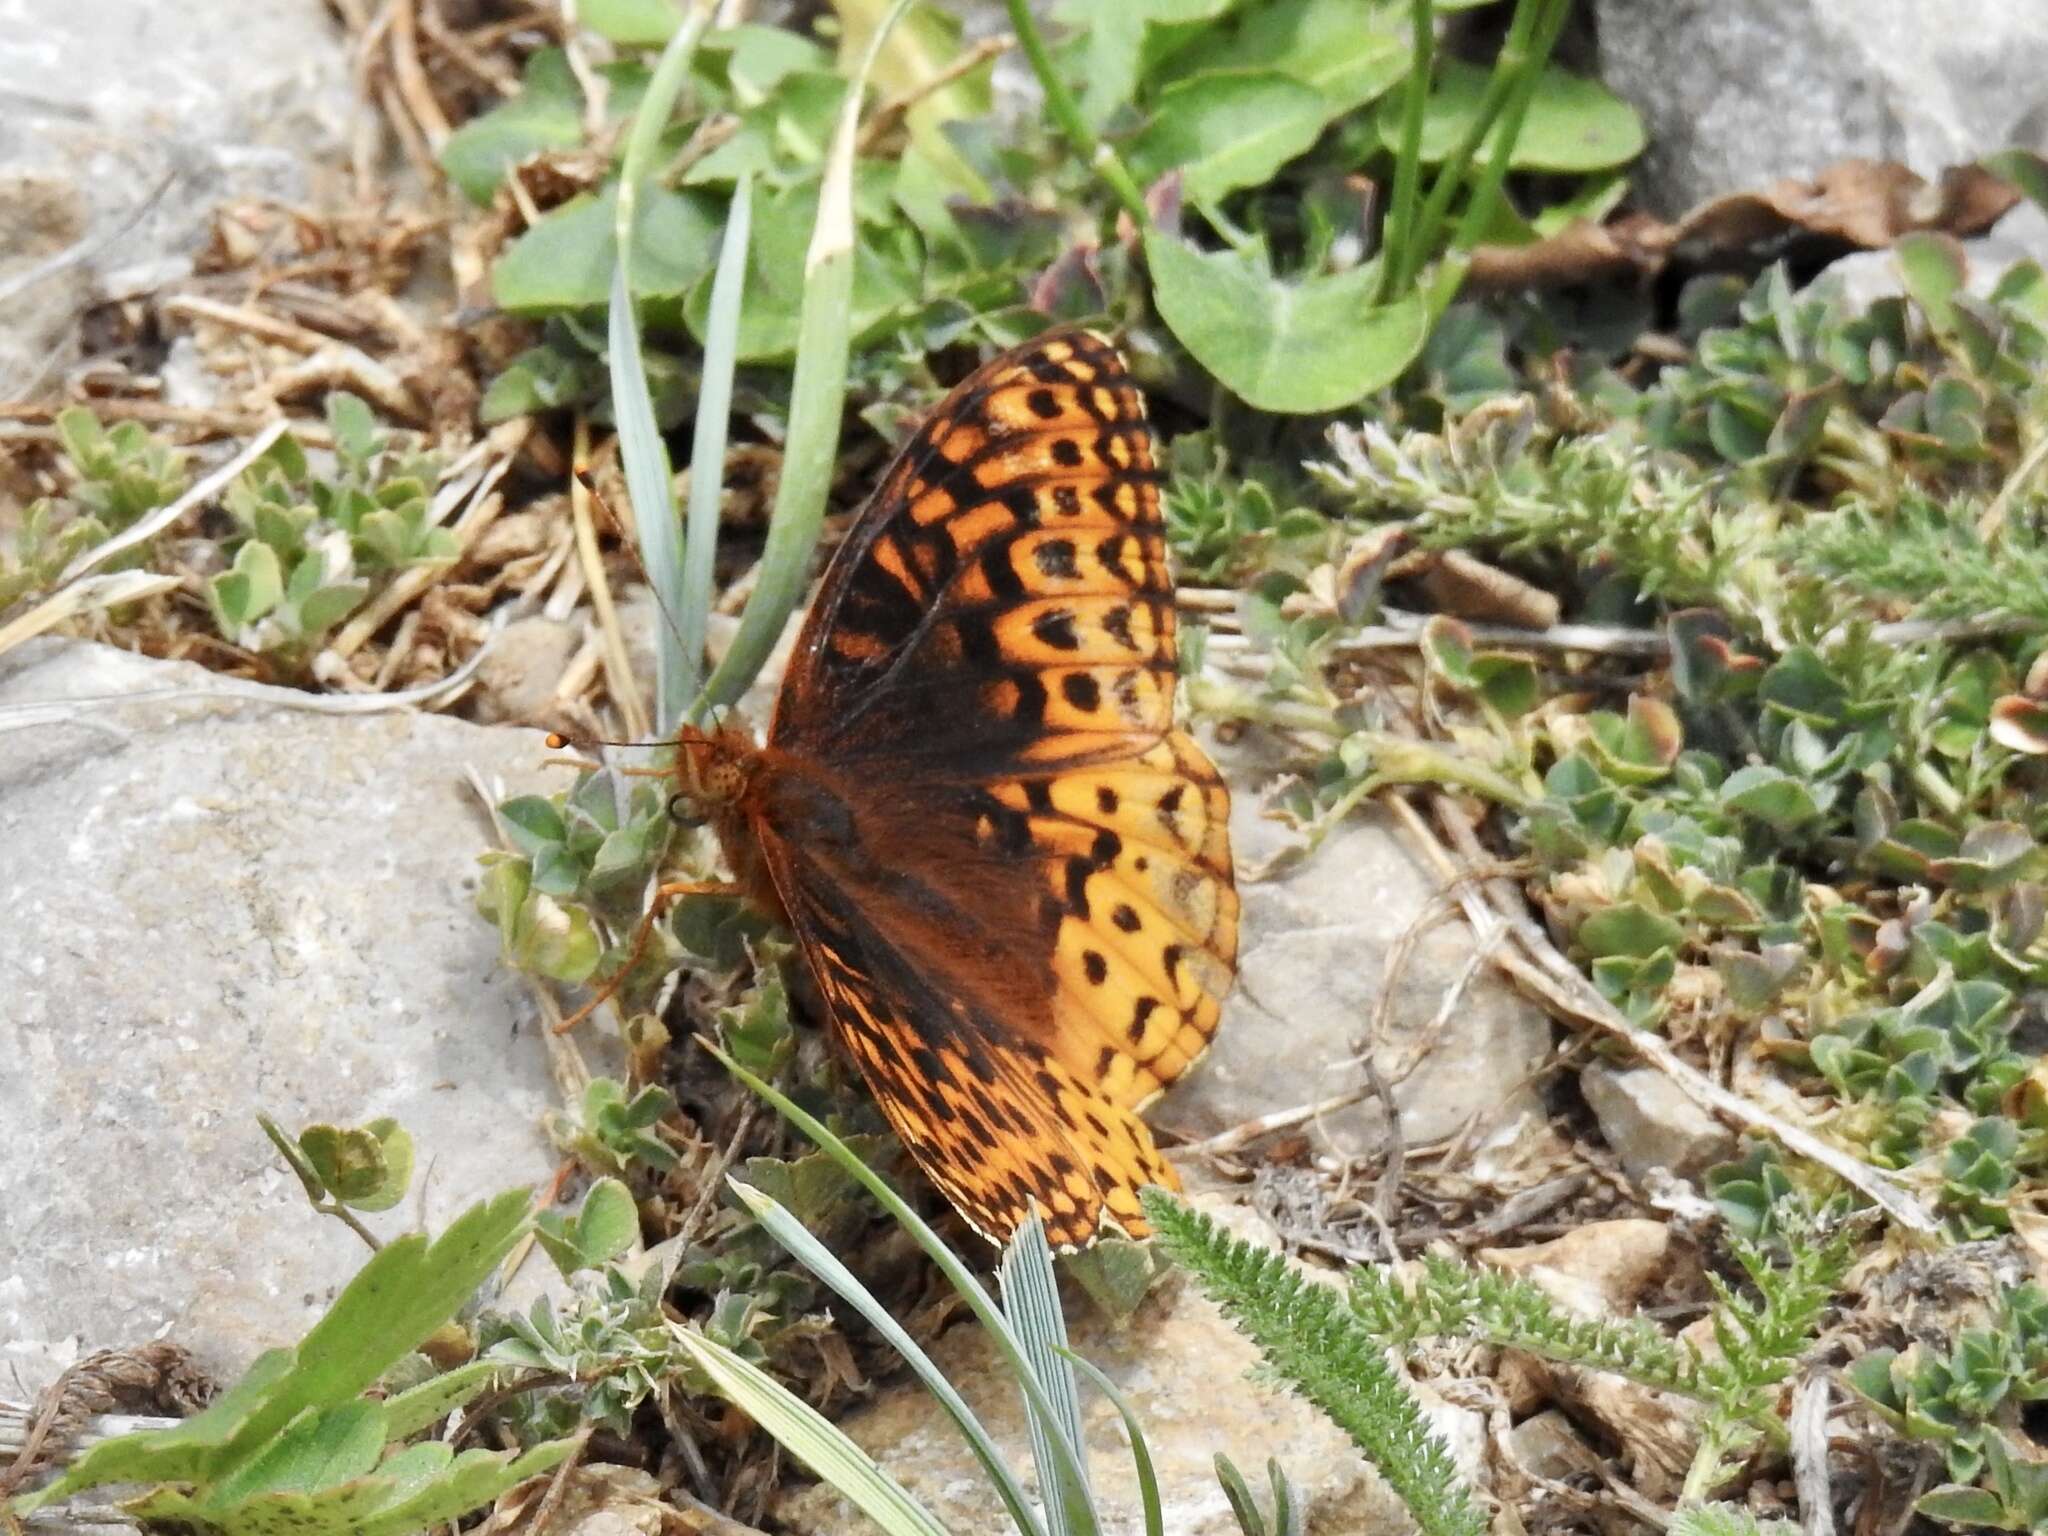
[{"left": 750, "top": 328, "right": 1237, "bottom": 1247}]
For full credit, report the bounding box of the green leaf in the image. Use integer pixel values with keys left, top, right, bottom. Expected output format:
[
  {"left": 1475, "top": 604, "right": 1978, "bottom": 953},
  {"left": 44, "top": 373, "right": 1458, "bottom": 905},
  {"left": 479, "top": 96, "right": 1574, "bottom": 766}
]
[
  {"left": 515, "top": 893, "right": 601, "bottom": 982},
  {"left": 1720, "top": 765, "right": 1824, "bottom": 831},
  {"left": 681, "top": 177, "right": 919, "bottom": 362},
  {"left": 15, "top": 1191, "right": 532, "bottom": 1515},
  {"left": 297, "top": 1119, "right": 415, "bottom": 1212},
  {"left": 492, "top": 185, "right": 724, "bottom": 313},
  {"left": 1578, "top": 902, "right": 1685, "bottom": 960},
  {"left": 672, "top": 1327, "right": 951, "bottom": 1536},
  {"left": 1152, "top": 0, "right": 1409, "bottom": 116},
  {"left": 1058, "top": 0, "right": 1236, "bottom": 128},
  {"left": 580, "top": 0, "right": 686, "bottom": 44},
  {"left": 1895, "top": 231, "right": 1967, "bottom": 334},
  {"left": 499, "top": 796, "right": 567, "bottom": 856},
  {"left": 232, "top": 540, "right": 284, "bottom": 624},
  {"left": 1386, "top": 59, "right": 1645, "bottom": 172},
  {"left": 439, "top": 50, "right": 585, "bottom": 205},
  {"left": 379, "top": 1360, "right": 511, "bottom": 1440},
  {"left": 578, "top": 1177, "right": 641, "bottom": 1266},
  {"left": 1128, "top": 70, "right": 1330, "bottom": 204},
  {"left": 1144, "top": 232, "right": 1428, "bottom": 413}
]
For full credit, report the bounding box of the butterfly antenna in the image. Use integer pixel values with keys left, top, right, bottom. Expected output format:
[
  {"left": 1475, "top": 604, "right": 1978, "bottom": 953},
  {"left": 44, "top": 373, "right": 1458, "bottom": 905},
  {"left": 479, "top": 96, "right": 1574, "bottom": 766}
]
[{"left": 573, "top": 466, "right": 702, "bottom": 716}]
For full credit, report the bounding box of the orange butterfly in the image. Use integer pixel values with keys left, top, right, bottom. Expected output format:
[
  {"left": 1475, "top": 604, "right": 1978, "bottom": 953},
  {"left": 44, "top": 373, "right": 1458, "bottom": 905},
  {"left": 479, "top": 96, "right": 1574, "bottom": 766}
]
[{"left": 675, "top": 328, "right": 1237, "bottom": 1248}]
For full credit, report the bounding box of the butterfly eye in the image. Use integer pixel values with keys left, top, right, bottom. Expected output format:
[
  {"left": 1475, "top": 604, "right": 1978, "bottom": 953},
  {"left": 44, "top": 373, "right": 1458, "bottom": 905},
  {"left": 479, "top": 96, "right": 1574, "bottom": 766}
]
[{"left": 666, "top": 793, "right": 707, "bottom": 829}]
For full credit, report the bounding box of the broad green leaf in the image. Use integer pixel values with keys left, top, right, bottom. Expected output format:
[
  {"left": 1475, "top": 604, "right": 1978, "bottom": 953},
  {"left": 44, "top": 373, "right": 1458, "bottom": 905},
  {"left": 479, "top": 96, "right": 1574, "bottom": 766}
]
[
  {"left": 835, "top": 0, "right": 993, "bottom": 197},
  {"left": 1385, "top": 59, "right": 1645, "bottom": 172},
  {"left": 492, "top": 185, "right": 723, "bottom": 313},
  {"left": 14, "top": 1192, "right": 531, "bottom": 1514},
  {"left": 439, "top": 50, "right": 585, "bottom": 205},
  {"left": 576, "top": 1177, "right": 641, "bottom": 1266},
  {"left": 379, "top": 1360, "right": 511, "bottom": 1440},
  {"left": 516, "top": 892, "right": 601, "bottom": 982},
  {"left": 203, "top": 1399, "right": 388, "bottom": 1505},
  {"left": 1144, "top": 231, "right": 1428, "bottom": 412},
  {"left": 708, "top": 23, "right": 835, "bottom": 103},
  {"left": 1055, "top": 0, "right": 1236, "bottom": 128},
  {"left": 581, "top": 0, "right": 688, "bottom": 45},
  {"left": 1128, "top": 70, "right": 1330, "bottom": 204},
  {"left": 1152, "top": 0, "right": 1409, "bottom": 115}
]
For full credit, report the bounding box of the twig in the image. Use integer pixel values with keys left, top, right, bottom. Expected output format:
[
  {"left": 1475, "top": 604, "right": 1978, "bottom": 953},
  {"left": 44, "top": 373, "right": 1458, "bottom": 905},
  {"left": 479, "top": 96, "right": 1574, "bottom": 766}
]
[
  {"left": 569, "top": 418, "right": 649, "bottom": 742},
  {"left": 159, "top": 293, "right": 337, "bottom": 354},
  {"left": 1185, "top": 1081, "right": 1381, "bottom": 1156},
  {"left": 50, "top": 420, "right": 286, "bottom": 589},
  {"left": 1978, "top": 427, "right": 2048, "bottom": 543},
  {"left": 854, "top": 33, "right": 1014, "bottom": 153},
  {"left": 519, "top": 1425, "right": 590, "bottom": 1536},
  {"left": 0, "top": 572, "right": 181, "bottom": 662},
  {"left": 674, "top": 1099, "right": 756, "bottom": 1250},
  {"left": 1791, "top": 1371, "right": 1837, "bottom": 1536},
  {"left": 389, "top": 0, "right": 454, "bottom": 150}
]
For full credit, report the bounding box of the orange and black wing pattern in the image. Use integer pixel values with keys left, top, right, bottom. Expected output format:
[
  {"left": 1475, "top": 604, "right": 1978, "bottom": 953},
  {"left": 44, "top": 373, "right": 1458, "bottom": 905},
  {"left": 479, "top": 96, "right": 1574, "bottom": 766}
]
[{"left": 754, "top": 328, "right": 1237, "bottom": 1248}]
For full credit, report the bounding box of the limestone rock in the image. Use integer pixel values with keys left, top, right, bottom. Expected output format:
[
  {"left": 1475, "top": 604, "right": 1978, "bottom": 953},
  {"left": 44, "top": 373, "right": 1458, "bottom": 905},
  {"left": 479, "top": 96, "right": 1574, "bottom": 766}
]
[
  {"left": 1581, "top": 1063, "right": 1735, "bottom": 1186},
  {"left": 1481, "top": 1219, "right": 1673, "bottom": 1317},
  {"left": 0, "top": 0, "right": 359, "bottom": 395},
  {"left": 1168, "top": 729, "right": 1553, "bottom": 1158},
  {"left": 0, "top": 638, "right": 583, "bottom": 1386},
  {"left": 1594, "top": 0, "right": 2048, "bottom": 216},
  {"left": 775, "top": 1197, "right": 1486, "bottom": 1536}
]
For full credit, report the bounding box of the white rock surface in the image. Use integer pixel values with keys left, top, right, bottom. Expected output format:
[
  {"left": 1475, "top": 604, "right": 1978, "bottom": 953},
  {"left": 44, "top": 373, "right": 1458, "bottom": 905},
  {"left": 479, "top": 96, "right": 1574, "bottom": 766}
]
[
  {"left": 1580, "top": 1063, "right": 1734, "bottom": 1186},
  {"left": 1168, "top": 730, "right": 1553, "bottom": 1159},
  {"left": 1595, "top": 0, "right": 2048, "bottom": 216},
  {"left": 0, "top": 639, "right": 575, "bottom": 1385},
  {"left": 0, "top": 0, "right": 359, "bottom": 395}
]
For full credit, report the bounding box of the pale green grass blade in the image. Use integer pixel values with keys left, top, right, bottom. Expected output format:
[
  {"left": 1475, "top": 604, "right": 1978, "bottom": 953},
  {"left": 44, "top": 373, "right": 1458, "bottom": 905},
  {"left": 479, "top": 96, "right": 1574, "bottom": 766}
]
[
  {"left": 694, "top": 0, "right": 916, "bottom": 714},
  {"left": 609, "top": 0, "right": 716, "bottom": 731},
  {"left": 706, "top": 1043, "right": 1095, "bottom": 1516},
  {"left": 1058, "top": 1349, "right": 1164, "bottom": 1536},
  {"left": 1000, "top": 1214, "right": 1095, "bottom": 1533},
  {"left": 728, "top": 1180, "right": 1047, "bottom": 1536},
  {"left": 676, "top": 171, "right": 754, "bottom": 727},
  {"left": 670, "top": 1326, "right": 950, "bottom": 1536}
]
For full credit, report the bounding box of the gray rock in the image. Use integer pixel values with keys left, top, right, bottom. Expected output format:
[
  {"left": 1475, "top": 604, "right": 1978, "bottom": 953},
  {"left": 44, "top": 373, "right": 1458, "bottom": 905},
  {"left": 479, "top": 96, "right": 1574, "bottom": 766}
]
[
  {"left": 0, "top": 0, "right": 359, "bottom": 396},
  {"left": 1168, "top": 729, "right": 1553, "bottom": 1158},
  {"left": 1823, "top": 201, "right": 2048, "bottom": 314},
  {"left": 775, "top": 1196, "right": 1487, "bottom": 1536},
  {"left": 0, "top": 639, "right": 583, "bottom": 1387},
  {"left": 1595, "top": 0, "right": 2048, "bottom": 217},
  {"left": 1580, "top": 1063, "right": 1734, "bottom": 1186}
]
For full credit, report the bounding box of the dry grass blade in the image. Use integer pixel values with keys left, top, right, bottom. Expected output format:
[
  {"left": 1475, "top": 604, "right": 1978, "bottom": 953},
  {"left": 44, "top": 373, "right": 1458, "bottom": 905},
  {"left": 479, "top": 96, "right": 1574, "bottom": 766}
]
[{"left": 0, "top": 572, "right": 181, "bottom": 662}]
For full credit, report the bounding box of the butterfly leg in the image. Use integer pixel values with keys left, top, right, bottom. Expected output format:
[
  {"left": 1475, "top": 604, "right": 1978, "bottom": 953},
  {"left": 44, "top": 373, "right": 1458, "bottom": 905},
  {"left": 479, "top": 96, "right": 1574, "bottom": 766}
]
[{"left": 552, "top": 878, "right": 744, "bottom": 1034}]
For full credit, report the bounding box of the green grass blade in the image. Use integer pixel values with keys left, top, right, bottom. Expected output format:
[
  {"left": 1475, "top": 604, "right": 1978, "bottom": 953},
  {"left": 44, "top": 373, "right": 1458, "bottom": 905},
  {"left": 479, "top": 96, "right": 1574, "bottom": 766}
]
[
  {"left": 678, "top": 171, "right": 754, "bottom": 725},
  {"left": 705, "top": 1042, "right": 1096, "bottom": 1516},
  {"left": 694, "top": 0, "right": 915, "bottom": 714},
  {"left": 610, "top": 0, "right": 716, "bottom": 731},
  {"left": 670, "top": 1326, "right": 951, "bottom": 1536},
  {"left": 1058, "top": 1349, "right": 1164, "bottom": 1536},
  {"left": 728, "top": 1180, "right": 1048, "bottom": 1536},
  {"left": 1000, "top": 1215, "right": 1096, "bottom": 1534}
]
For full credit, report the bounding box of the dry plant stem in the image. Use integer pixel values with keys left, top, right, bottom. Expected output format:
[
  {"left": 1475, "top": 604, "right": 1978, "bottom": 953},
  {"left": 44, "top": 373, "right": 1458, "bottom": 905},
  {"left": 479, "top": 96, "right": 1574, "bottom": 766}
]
[
  {"left": 52, "top": 419, "right": 287, "bottom": 589},
  {"left": 264, "top": 344, "right": 424, "bottom": 424},
  {"left": 569, "top": 418, "right": 649, "bottom": 741},
  {"left": 1977, "top": 425, "right": 2048, "bottom": 543},
  {"left": 1379, "top": 793, "right": 1943, "bottom": 1236},
  {"left": 418, "top": 5, "right": 520, "bottom": 94},
  {"left": 853, "top": 33, "right": 1015, "bottom": 153},
  {"left": 674, "top": 1099, "right": 757, "bottom": 1250},
  {"left": 389, "top": 0, "right": 453, "bottom": 149},
  {"left": 518, "top": 1426, "right": 591, "bottom": 1536},
  {"left": 160, "top": 293, "right": 339, "bottom": 354},
  {"left": 0, "top": 572, "right": 182, "bottom": 661},
  {"left": 1791, "top": 1371, "right": 1837, "bottom": 1536}
]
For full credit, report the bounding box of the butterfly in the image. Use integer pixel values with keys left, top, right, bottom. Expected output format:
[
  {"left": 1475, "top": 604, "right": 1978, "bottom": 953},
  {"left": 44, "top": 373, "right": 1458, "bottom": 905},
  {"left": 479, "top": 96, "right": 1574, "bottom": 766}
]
[{"left": 673, "top": 328, "right": 1237, "bottom": 1249}]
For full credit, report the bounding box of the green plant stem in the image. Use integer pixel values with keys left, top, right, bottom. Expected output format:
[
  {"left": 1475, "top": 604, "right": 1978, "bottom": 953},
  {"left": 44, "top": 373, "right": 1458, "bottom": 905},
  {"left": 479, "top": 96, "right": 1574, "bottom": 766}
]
[
  {"left": 1002, "top": 0, "right": 1149, "bottom": 228},
  {"left": 1394, "top": 0, "right": 1555, "bottom": 294},
  {"left": 1427, "top": 0, "right": 1573, "bottom": 316},
  {"left": 612, "top": 0, "right": 718, "bottom": 731},
  {"left": 695, "top": 0, "right": 915, "bottom": 713},
  {"left": 1376, "top": 0, "right": 1435, "bottom": 304},
  {"left": 678, "top": 172, "right": 753, "bottom": 726}
]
